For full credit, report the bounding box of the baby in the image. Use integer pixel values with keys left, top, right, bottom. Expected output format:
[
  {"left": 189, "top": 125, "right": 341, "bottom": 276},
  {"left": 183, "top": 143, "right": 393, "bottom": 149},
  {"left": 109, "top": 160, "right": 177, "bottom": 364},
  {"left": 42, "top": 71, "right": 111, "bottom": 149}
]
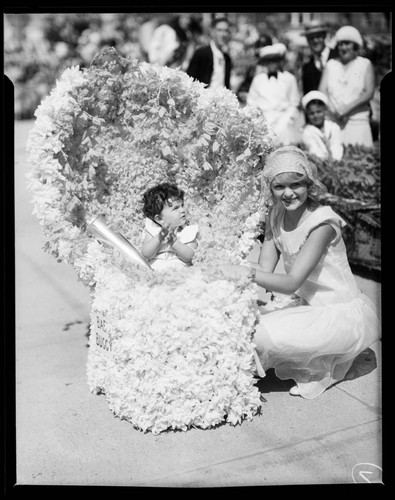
[
  {"left": 141, "top": 183, "right": 199, "bottom": 270},
  {"left": 301, "top": 90, "right": 343, "bottom": 161}
]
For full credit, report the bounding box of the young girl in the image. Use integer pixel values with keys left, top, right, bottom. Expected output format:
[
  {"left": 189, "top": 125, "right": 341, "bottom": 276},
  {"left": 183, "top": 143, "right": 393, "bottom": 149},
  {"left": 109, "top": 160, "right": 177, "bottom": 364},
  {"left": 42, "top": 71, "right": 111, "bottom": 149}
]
[
  {"left": 141, "top": 183, "right": 199, "bottom": 270},
  {"left": 220, "top": 146, "right": 380, "bottom": 399},
  {"left": 301, "top": 90, "right": 344, "bottom": 161}
]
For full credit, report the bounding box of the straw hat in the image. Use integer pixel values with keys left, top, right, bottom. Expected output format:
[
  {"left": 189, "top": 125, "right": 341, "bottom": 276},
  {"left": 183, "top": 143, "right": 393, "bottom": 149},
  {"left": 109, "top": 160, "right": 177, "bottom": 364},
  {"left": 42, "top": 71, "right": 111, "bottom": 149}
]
[{"left": 302, "top": 20, "right": 328, "bottom": 38}]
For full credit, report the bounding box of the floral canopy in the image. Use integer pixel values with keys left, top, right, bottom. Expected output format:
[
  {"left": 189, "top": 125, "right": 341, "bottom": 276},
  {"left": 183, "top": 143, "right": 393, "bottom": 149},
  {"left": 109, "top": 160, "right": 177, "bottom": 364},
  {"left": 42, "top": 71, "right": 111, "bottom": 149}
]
[{"left": 27, "top": 48, "right": 275, "bottom": 433}]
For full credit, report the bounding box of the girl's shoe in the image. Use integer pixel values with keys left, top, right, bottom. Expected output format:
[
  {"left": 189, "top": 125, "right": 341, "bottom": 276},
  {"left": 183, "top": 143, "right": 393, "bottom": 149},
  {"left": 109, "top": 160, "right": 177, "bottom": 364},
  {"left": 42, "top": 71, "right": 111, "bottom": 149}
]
[{"left": 289, "top": 385, "right": 300, "bottom": 396}]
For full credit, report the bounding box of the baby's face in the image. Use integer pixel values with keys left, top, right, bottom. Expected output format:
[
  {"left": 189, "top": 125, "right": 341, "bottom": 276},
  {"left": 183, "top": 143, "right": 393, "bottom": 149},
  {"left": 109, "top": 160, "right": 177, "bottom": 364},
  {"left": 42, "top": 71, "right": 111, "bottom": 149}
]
[
  {"left": 158, "top": 198, "right": 186, "bottom": 228},
  {"left": 306, "top": 102, "right": 326, "bottom": 128}
]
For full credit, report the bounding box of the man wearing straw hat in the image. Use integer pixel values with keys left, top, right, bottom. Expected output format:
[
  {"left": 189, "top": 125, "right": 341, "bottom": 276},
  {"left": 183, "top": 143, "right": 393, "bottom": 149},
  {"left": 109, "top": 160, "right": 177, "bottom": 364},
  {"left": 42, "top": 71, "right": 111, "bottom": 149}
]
[{"left": 301, "top": 20, "right": 335, "bottom": 94}]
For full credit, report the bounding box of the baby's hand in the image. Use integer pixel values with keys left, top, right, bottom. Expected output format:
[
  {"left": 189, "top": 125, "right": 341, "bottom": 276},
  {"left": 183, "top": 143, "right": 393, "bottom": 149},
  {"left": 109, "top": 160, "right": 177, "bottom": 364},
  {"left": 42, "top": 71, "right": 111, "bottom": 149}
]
[
  {"left": 166, "top": 226, "right": 177, "bottom": 245},
  {"left": 158, "top": 224, "right": 170, "bottom": 241}
]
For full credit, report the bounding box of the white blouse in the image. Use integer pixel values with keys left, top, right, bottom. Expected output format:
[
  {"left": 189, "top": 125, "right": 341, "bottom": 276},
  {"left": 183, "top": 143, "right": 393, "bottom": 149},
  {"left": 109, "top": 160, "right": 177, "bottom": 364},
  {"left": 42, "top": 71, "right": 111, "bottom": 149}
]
[
  {"left": 142, "top": 218, "right": 199, "bottom": 270},
  {"left": 325, "top": 56, "right": 372, "bottom": 122},
  {"left": 273, "top": 206, "right": 360, "bottom": 306}
]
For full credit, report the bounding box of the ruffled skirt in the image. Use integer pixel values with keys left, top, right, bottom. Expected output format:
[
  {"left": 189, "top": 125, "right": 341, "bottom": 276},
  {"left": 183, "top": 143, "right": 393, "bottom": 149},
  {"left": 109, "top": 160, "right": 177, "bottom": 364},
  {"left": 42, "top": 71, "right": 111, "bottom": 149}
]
[{"left": 254, "top": 293, "right": 381, "bottom": 399}]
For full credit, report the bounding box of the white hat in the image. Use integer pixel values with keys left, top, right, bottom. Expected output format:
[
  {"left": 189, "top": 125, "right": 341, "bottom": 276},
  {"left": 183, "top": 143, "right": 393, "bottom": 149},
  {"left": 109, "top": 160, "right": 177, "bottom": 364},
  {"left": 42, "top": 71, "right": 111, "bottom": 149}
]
[
  {"left": 334, "top": 25, "right": 363, "bottom": 47},
  {"left": 259, "top": 43, "right": 287, "bottom": 60},
  {"left": 301, "top": 90, "right": 328, "bottom": 110}
]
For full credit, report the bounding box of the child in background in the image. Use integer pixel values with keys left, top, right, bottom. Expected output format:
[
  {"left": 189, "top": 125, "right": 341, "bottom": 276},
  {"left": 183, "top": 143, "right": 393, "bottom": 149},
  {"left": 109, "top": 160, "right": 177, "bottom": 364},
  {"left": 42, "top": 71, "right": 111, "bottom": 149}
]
[
  {"left": 219, "top": 146, "right": 380, "bottom": 399},
  {"left": 141, "top": 183, "right": 199, "bottom": 270},
  {"left": 301, "top": 90, "right": 344, "bottom": 161}
]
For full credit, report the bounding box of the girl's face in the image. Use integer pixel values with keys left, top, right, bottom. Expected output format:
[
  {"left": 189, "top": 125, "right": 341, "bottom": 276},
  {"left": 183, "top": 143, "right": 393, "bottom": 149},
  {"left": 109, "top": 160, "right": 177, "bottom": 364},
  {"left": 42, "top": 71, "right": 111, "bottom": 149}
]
[
  {"left": 271, "top": 174, "right": 309, "bottom": 212},
  {"left": 306, "top": 102, "right": 326, "bottom": 128},
  {"left": 156, "top": 198, "right": 186, "bottom": 228},
  {"left": 337, "top": 40, "right": 358, "bottom": 64}
]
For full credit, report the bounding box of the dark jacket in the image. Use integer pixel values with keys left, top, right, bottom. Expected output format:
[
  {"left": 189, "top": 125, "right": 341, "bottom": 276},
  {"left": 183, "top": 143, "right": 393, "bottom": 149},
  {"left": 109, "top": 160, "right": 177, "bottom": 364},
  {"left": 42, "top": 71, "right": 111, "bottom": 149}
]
[
  {"left": 186, "top": 45, "right": 232, "bottom": 89},
  {"left": 301, "top": 48, "right": 337, "bottom": 94}
]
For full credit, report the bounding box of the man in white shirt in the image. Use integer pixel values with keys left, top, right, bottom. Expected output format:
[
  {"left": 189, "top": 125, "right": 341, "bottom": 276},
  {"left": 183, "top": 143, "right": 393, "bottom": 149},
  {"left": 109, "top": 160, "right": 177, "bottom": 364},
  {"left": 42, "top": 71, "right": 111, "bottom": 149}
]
[{"left": 186, "top": 17, "right": 232, "bottom": 89}]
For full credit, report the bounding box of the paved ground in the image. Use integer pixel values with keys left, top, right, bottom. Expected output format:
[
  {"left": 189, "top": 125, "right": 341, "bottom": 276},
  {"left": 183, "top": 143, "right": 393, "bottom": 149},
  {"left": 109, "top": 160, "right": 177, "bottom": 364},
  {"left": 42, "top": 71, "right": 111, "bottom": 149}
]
[{"left": 14, "top": 120, "right": 382, "bottom": 487}]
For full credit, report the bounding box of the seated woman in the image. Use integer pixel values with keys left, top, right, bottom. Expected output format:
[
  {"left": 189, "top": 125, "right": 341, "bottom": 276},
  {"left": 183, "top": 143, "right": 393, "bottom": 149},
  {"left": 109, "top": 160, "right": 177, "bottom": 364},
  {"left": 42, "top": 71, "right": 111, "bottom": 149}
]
[
  {"left": 301, "top": 90, "right": 344, "bottom": 161},
  {"left": 141, "top": 182, "right": 199, "bottom": 270}
]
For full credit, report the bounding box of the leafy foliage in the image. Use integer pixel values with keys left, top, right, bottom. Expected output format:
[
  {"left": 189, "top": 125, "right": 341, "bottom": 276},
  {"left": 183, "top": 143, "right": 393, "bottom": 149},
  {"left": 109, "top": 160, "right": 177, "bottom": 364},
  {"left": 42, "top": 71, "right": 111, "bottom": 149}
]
[
  {"left": 304, "top": 144, "right": 381, "bottom": 270},
  {"left": 307, "top": 144, "right": 380, "bottom": 205}
]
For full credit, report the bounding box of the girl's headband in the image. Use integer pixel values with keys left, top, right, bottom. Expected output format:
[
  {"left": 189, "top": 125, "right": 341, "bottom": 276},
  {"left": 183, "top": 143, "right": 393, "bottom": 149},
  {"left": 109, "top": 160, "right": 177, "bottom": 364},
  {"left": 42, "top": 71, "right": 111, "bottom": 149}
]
[{"left": 262, "top": 146, "right": 315, "bottom": 186}]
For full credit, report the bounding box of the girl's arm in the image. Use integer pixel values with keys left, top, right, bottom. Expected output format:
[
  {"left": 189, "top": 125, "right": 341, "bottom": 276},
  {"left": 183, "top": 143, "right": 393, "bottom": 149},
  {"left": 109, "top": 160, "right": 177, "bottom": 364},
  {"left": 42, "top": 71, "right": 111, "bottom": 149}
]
[
  {"left": 251, "top": 236, "right": 280, "bottom": 273},
  {"left": 221, "top": 224, "right": 335, "bottom": 294}
]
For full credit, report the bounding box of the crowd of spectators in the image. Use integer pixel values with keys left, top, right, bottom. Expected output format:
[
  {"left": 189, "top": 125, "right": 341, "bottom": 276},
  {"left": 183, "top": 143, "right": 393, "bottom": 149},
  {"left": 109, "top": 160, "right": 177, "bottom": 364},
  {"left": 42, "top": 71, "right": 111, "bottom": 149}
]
[
  {"left": 4, "top": 12, "right": 391, "bottom": 150},
  {"left": 5, "top": 12, "right": 385, "bottom": 271}
]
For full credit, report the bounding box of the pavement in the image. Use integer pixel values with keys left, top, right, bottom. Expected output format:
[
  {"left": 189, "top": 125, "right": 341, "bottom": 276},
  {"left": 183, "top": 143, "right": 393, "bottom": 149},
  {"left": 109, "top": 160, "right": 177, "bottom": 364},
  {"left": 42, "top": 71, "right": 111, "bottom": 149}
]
[{"left": 14, "top": 120, "right": 383, "bottom": 487}]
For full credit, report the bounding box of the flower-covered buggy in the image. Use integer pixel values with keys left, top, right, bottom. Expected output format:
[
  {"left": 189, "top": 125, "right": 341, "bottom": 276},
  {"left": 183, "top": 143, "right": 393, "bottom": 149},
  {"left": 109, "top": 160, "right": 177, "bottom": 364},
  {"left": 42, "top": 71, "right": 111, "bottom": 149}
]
[{"left": 27, "top": 49, "right": 275, "bottom": 434}]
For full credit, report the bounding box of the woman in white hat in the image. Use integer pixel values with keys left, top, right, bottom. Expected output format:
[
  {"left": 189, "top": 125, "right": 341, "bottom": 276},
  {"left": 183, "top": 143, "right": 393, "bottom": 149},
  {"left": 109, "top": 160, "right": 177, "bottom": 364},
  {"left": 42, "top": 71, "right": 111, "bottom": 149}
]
[
  {"left": 301, "top": 90, "right": 344, "bottom": 161},
  {"left": 246, "top": 43, "right": 301, "bottom": 146},
  {"left": 318, "top": 25, "right": 375, "bottom": 148}
]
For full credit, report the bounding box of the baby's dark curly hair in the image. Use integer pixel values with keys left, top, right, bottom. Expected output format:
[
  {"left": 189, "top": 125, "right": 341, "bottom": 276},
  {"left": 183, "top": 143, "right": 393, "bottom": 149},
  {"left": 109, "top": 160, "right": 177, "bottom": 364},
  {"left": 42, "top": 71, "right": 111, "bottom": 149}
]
[{"left": 142, "top": 183, "right": 185, "bottom": 221}]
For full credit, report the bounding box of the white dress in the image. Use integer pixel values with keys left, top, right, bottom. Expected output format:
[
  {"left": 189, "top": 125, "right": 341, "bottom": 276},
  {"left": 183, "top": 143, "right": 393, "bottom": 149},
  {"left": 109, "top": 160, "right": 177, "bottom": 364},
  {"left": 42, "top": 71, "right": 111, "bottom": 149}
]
[
  {"left": 247, "top": 70, "right": 301, "bottom": 146},
  {"left": 302, "top": 119, "right": 344, "bottom": 161},
  {"left": 254, "top": 205, "right": 381, "bottom": 399},
  {"left": 142, "top": 218, "right": 199, "bottom": 270},
  {"left": 324, "top": 56, "right": 373, "bottom": 147}
]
